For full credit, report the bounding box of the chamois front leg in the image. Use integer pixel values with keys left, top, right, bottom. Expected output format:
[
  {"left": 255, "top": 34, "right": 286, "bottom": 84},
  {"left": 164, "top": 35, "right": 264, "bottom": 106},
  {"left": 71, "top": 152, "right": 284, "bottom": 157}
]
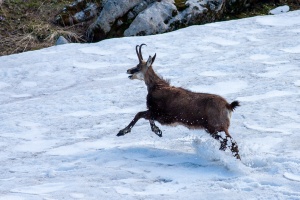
[
  {"left": 150, "top": 119, "right": 162, "bottom": 137},
  {"left": 117, "top": 111, "right": 150, "bottom": 136}
]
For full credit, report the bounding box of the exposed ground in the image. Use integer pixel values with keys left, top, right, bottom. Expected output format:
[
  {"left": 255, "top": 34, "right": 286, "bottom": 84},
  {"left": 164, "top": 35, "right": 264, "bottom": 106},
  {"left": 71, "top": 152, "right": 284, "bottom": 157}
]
[
  {"left": 0, "top": 0, "right": 90, "bottom": 56},
  {"left": 0, "top": 0, "right": 299, "bottom": 56}
]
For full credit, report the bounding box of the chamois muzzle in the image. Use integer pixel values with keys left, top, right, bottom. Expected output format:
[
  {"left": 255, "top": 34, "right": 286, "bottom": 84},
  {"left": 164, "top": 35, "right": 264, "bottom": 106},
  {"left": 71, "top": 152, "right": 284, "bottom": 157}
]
[
  {"left": 127, "top": 69, "right": 131, "bottom": 79},
  {"left": 127, "top": 67, "right": 139, "bottom": 79}
]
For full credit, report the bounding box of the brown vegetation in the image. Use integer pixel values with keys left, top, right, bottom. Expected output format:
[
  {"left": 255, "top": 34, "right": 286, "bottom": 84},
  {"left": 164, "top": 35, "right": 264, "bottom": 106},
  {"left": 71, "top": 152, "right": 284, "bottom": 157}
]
[
  {"left": 0, "top": 0, "right": 90, "bottom": 56},
  {"left": 0, "top": 0, "right": 299, "bottom": 56}
]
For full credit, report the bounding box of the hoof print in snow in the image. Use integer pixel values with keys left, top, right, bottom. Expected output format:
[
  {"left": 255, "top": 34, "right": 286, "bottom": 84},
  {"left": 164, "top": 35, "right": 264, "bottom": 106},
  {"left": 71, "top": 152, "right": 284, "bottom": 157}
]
[{"left": 155, "top": 177, "right": 173, "bottom": 183}]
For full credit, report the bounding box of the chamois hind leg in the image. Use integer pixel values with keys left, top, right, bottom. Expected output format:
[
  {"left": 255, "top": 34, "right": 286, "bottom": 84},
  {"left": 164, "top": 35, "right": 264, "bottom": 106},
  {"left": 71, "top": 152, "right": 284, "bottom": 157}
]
[
  {"left": 224, "top": 129, "right": 241, "bottom": 160},
  {"left": 207, "top": 130, "right": 228, "bottom": 151},
  {"left": 149, "top": 119, "right": 162, "bottom": 137},
  {"left": 206, "top": 128, "right": 241, "bottom": 160},
  {"left": 117, "top": 111, "right": 150, "bottom": 136}
]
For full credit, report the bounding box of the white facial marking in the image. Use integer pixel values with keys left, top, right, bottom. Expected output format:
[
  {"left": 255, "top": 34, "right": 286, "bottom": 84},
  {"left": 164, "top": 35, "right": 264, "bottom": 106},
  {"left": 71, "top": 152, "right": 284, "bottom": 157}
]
[{"left": 135, "top": 72, "right": 144, "bottom": 80}]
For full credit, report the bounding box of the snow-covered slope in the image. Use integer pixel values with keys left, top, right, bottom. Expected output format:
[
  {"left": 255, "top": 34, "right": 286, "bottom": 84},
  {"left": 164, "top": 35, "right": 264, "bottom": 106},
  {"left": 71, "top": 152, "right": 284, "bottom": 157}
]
[{"left": 0, "top": 11, "right": 300, "bottom": 200}]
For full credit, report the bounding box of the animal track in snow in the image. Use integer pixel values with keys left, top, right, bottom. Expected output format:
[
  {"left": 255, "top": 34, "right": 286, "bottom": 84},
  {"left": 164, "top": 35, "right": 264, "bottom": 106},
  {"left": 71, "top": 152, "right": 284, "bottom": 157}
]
[
  {"left": 283, "top": 173, "right": 300, "bottom": 182},
  {"left": 282, "top": 45, "right": 300, "bottom": 53},
  {"left": 249, "top": 54, "right": 270, "bottom": 60},
  {"left": 10, "top": 182, "right": 66, "bottom": 195},
  {"left": 202, "top": 36, "right": 239, "bottom": 46},
  {"left": 237, "top": 90, "right": 294, "bottom": 102},
  {"left": 0, "top": 82, "right": 10, "bottom": 90},
  {"left": 198, "top": 71, "right": 228, "bottom": 77},
  {"left": 256, "top": 16, "right": 300, "bottom": 27},
  {"left": 73, "top": 61, "right": 111, "bottom": 69},
  {"left": 190, "top": 80, "right": 247, "bottom": 95},
  {"left": 79, "top": 46, "right": 114, "bottom": 55}
]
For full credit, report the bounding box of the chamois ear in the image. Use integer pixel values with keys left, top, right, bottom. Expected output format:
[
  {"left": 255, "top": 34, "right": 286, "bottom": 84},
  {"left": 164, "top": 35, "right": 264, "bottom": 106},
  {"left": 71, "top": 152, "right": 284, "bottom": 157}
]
[
  {"left": 146, "top": 56, "right": 152, "bottom": 67},
  {"left": 152, "top": 53, "right": 156, "bottom": 64},
  {"left": 146, "top": 53, "right": 156, "bottom": 68}
]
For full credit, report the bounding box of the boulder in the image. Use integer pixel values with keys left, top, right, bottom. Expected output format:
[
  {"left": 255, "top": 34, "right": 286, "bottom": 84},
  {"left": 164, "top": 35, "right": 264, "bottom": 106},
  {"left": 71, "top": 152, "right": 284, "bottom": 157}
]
[
  {"left": 124, "top": 0, "right": 227, "bottom": 37},
  {"left": 86, "top": 0, "right": 149, "bottom": 41},
  {"left": 124, "top": 0, "right": 176, "bottom": 36},
  {"left": 56, "top": 36, "right": 69, "bottom": 45}
]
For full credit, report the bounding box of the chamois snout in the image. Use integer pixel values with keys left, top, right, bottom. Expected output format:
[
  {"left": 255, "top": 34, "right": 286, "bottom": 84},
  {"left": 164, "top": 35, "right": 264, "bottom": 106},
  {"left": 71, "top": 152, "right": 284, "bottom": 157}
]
[
  {"left": 127, "top": 69, "right": 133, "bottom": 79},
  {"left": 127, "top": 67, "right": 141, "bottom": 80}
]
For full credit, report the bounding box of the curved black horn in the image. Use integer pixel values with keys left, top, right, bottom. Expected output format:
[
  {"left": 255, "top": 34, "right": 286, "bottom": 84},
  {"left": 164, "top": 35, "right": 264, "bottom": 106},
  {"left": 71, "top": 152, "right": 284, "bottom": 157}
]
[
  {"left": 139, "top": 44, "right": 146, "bottom": 61},
  {"left": 136, "top": 45, "right": 141, "bottom": 62}
]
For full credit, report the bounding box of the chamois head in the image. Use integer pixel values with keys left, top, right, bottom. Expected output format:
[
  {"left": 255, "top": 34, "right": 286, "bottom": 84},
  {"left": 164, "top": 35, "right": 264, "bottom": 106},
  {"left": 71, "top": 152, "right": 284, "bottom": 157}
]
[{"left": 127, "top": 44, "right": 156, "bottom": 80}]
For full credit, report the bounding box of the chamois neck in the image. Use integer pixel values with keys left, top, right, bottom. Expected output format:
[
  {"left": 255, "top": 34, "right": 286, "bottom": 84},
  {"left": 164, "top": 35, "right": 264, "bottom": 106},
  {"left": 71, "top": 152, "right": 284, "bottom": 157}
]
[{"left": 144, "top": 66, "right": 169, "bottom": 91}]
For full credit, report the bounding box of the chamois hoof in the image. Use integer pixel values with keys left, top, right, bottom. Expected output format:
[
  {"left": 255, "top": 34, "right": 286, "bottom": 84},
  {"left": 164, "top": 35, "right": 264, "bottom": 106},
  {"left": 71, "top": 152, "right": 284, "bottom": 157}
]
[
  {"left": 156, "top": 133, "right": 162, "bottom": 137},
  {"left": 229, "top": 142, "right": 241, "bottom": 160},
  {"left": 235, "top": 154, "right": 241, "bottom": 160},
  {"left": 117, "top": 128, "right": 130, "bottom": 136},
  {"left": 116, "top": 131, "right": 124, "bottom": 137},
  {"left": 153, "top": 130, "right": 162, "bottom": 137},
  {"left": 151, "top": 126, "right": 162, "bottom": 137}
]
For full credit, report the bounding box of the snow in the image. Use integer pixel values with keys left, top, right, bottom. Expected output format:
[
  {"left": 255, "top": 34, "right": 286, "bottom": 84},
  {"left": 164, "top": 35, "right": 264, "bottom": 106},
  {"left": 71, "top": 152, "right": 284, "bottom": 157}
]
[
  {"left": 269, "top": 5, "right": 290, "bottom": 15},
  {"left": 282, "top": 45, "right": 300, "bottom": 53},
  {"left": 284, "top": 173, "right": 300, "bottom": 182},
  {"left": 190, "top": 80, "right": 248, "bottom": 95},
  {"left": 1, "top": 10, "right": 300, "bottom": 199}
]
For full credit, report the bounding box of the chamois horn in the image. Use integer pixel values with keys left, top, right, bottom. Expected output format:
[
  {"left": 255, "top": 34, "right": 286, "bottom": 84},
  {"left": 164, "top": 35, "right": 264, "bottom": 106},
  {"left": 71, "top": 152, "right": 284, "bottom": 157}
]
[{"left": 136, "top": 44, "right": 146, "bottom": 63}]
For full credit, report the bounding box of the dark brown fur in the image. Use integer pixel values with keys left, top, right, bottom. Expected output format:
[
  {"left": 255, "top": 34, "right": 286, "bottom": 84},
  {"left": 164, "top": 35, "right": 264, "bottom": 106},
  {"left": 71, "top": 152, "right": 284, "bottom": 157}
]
[{"left": 117, "top": 44, "right": 241, "bottom": 159}]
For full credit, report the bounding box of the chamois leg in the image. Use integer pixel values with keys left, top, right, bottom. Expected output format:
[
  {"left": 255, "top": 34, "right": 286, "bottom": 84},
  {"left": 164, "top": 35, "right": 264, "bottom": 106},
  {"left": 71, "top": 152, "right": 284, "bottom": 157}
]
[
  {"left": 208, "top": 131, "right": 228, "bottom": 151},
  {"left": 149, "top": 119, "right": 162, "bottom": 137},
  {"left": 207, "top": 129, "right": 241, "bottom": 160},
  {"left": 117, "top": 111, "right": 150, "bottom": 136},
  {"left": 224, "top": 129, "right": 241, "bottom": 160}
]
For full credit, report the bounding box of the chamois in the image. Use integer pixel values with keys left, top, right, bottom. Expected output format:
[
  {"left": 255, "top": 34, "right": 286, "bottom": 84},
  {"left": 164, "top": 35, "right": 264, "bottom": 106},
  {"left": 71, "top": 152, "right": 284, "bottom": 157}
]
[{"left": 117, "top": 44, "right": 241, "bottom": 159}]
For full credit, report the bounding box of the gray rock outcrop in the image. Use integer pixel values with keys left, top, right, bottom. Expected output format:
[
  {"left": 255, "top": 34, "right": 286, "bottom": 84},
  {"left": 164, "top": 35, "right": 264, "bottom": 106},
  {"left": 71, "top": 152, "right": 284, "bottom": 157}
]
[
  {"left": 55, "top": 0, "right": 264, "bottom": 42},
  {"left": 124, "top": 0, "right": 176, "bottom": 36},
  {"left": 86, "top": 0, "right": 156, "bottom": 41},
  {"left": 86, "top": 0, "right": 227, "bottom": 41}
]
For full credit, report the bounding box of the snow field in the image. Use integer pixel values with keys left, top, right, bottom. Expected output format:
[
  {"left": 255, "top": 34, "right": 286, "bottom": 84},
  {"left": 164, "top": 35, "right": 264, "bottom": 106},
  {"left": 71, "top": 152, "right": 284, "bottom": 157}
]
[{"left": 0, "top": 10, "right": 300, "bottom": 199}]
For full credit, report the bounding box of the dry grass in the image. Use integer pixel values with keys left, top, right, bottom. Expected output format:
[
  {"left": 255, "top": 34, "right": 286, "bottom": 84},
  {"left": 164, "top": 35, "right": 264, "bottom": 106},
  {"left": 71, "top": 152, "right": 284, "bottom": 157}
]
[
  {"left": 0, "top": 0, "right": 299, "bottom": 56},
  {"left": 0, "top": 0, "right": 89, "bottom": 56}
]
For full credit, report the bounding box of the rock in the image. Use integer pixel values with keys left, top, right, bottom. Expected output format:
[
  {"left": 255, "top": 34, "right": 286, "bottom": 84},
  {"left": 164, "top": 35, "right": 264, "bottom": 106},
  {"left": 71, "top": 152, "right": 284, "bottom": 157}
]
[
  {"left": 56, "top": 36, "right": 69, "bottom": 45},
  {"left": 124, "top": 0, "right": 176, "bottom": 36},
  {"left": 55, "top": 0, "right": 99, "bottom": 26},
  {"left": 87, "top": 0, "right": 147, "bottom": 41},
  {"left": 57, "top": 0, "right": 266, "bottom": 42},
  {"left": 125, "top": 0, "right": 226, "bottom": 36},
  {"left": 269, "top": 5, "right": 290, "bottom": 15}
]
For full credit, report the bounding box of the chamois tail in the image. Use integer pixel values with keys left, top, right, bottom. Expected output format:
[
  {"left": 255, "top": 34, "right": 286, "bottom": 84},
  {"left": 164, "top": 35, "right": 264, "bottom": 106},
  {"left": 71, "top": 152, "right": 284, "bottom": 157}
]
[{"left": 228, "top": 101, "right": 240, "bottom": 111}]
